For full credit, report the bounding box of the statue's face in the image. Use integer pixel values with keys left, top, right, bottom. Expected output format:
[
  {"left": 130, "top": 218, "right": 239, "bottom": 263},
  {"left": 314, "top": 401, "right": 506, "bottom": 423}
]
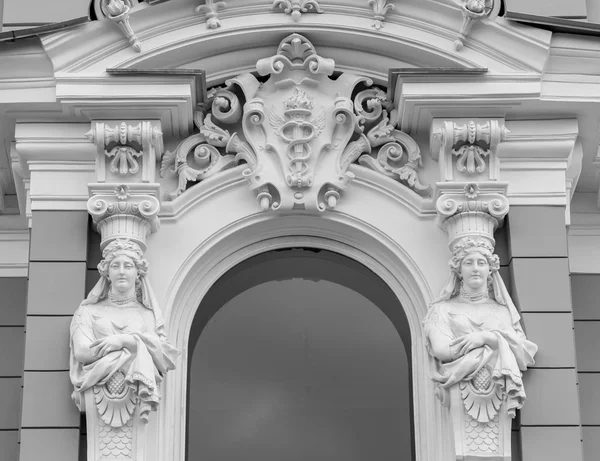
[
  {"left": 460, "top": 251, "right": 490, "bottom": 292},
  {"left": 108, "top": 254, "right": 138, "bottom": 294}
]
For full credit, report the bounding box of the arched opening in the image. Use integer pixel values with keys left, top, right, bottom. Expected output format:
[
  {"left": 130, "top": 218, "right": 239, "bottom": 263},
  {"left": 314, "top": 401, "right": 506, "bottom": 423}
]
[{"left": 185, "top": 248, "right": 415, "bottom": 461}]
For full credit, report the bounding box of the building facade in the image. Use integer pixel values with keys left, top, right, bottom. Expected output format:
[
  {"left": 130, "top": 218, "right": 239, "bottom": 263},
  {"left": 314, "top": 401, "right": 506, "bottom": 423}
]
[{"left": 0, "top": 1, "right": 599, "bottom": 461}]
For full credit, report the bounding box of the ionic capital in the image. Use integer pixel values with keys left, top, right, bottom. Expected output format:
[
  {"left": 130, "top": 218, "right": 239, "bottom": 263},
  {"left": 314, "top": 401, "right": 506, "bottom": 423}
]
[
  {"left": 87, "top": 183, "right": 160, "bottom": 251},
  {"left": 435, "top": 181, "right": 509, "bottom": 249}
]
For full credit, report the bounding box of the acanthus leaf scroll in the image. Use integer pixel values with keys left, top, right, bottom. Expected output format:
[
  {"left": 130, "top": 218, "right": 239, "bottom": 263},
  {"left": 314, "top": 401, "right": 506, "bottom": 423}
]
[{"left": 160, "top": 33, "right": 429, "bottom": 211}]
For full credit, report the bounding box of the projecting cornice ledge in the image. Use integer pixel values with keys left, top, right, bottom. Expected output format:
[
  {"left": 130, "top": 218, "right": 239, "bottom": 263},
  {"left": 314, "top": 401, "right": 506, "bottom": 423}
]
[
  {"left": 497, "top": 119, "right": 579, "bottom": 208},
  {"left": 40, "top": 0, "right": 551, "bottom": 78}
]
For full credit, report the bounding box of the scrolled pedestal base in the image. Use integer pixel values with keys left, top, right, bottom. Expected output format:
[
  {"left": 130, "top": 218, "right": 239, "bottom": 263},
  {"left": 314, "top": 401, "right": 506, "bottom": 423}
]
[
  {"left": 448, "top": 384, "right": 512, "bottom": 461},
  {"left": 83, "top": 387, "right": 148, "bottom": 461}
]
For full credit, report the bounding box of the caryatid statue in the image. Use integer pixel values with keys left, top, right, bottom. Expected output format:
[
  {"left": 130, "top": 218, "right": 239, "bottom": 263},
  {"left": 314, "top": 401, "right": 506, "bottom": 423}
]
[
  {"left": 70, "top": 183, "right": 179, "bottom": 461},
  {"left": 426, "top": 184, "right": 538, "bottom": 460},
  {"left": 70, "top": 238, "right": 179, "bottom": 460}
]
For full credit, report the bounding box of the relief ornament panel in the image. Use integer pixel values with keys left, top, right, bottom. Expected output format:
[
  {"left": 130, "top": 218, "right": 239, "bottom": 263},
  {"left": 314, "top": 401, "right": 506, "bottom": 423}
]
[{"left": 160, "top": 33, "right": 428, "bottom": 212}]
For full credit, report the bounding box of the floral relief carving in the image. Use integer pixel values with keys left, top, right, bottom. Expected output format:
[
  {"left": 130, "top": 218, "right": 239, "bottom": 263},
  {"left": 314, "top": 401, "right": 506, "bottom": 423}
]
[
  {"left": 160, "top": 33, "right": 428, "bottom": 211},
  {"left": 272, "top": 0, "right": 323, "bottom": 21},
  {"left": 101, "top": 0, "right": 142, "bottom": 52},
  {"left": 368, "top": 0, "right": 395, "bottom": 30},
  {"left": 196, "top": 0, "right": 227, "bottom": 29},
  {"left": 428, "top": 182, "right": 537, "bottom": 460}
]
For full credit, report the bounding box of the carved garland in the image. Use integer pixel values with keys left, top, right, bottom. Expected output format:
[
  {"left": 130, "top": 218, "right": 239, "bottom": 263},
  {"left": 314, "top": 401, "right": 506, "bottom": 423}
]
[{"left": 161, "top": 33, "right": 429, "bottom": 212}]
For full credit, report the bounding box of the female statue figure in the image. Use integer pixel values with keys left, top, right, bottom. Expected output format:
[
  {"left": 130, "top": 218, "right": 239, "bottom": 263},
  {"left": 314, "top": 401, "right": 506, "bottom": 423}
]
[
  {"left": 424, "top": 237, "right": 537, "bottom": 422},
  {"left": 70, "top": 239, "right": 179, "bottom": 426}
]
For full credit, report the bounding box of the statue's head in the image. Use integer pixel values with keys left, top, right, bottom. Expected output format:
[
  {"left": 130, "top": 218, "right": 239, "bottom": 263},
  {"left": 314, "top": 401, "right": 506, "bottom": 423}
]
[
  {"left": 98, "top": 239, "right": 148, "bottom": 294},
  {"left": 449, "top": 237, "right": 500, "bottom": 292}
]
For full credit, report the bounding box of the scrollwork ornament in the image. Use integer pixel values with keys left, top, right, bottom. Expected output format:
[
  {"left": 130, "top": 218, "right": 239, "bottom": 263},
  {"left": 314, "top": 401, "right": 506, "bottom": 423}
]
[
  {"left": 209, "top": 88, "right": 242, "bottom": 124},
  {"left": 358, "top": 106, "right": 429, "bottom": 195},
  {"left": 160, "top": 111, "right": 237, "bottom": 199},
  {"left": 160, "top": 34, "right": 428, "bottom": 210},
  {"left": 354, "top": 88, "right": 387, "bottom": 129}
]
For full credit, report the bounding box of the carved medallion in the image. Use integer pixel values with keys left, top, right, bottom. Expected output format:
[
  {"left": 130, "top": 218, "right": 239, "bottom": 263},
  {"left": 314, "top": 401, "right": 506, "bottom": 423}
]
[{"left": 161, "top": 33, "right": 428, "bottom": 211}]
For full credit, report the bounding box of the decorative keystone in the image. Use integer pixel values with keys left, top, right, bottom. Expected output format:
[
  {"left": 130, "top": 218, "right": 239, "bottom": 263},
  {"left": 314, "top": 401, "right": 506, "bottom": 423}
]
[
  {"left": 431, "top": 119, "right": 508, "bottom": 182},
  {"left": 86, "top": 121, "right": 163, "bottom": 183}
]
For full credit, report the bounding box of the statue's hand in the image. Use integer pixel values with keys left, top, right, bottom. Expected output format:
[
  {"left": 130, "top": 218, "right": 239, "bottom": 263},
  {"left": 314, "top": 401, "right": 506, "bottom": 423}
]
[
  {"left": 91, "top": 334, "right": 136, "bottom": 357},
  {"left": 451, "top": 331, "right": 498, "bottom": 356}
]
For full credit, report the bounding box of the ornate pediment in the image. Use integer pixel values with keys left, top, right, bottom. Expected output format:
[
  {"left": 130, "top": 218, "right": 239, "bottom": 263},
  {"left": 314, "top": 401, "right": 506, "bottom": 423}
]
[{"left": 161, "top": 33, "right": 428, "bottom": 212}]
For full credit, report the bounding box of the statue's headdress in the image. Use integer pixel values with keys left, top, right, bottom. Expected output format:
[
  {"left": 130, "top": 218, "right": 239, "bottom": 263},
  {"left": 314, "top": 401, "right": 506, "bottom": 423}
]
[{"left": 434, "top": 209, "right": 522, "bottom": 329}]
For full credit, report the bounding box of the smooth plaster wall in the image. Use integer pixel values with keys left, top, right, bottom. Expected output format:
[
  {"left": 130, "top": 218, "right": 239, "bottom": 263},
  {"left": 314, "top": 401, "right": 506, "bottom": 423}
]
[
  {"left": 505, "top": 0, "right": 588, "bottom": 18},
  {"left": 188, "top": 278, "right": 412, "bottom": 461},
  {"left": 2, "top": 0, "right": 87, "bottom": 24},
  {"left": 571, "top": 274, "right": 600, "bottom": 461},
  {"left": 0, "top": 277, "right": 27, "bottom": 461}
]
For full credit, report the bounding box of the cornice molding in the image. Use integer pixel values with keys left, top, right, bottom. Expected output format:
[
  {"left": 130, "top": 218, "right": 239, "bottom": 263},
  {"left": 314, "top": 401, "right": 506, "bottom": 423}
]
[
  {"left": 40, "top": 0, "right": 550, "bottom": 78},
  {"left": 0, "top": 229, "right": 29, "bottom": 277},
  {"left": 54, "top": 75, "right": 196, "bottom": 139}
]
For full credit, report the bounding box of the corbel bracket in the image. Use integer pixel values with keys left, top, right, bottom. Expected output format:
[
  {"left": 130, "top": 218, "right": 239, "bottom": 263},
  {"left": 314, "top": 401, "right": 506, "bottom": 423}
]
[
  {"left": 86, "top": 121, "right": 163, "bottom": 183},
  {"left": 431, "top": 119, "right": 508, "bottom": 182}
]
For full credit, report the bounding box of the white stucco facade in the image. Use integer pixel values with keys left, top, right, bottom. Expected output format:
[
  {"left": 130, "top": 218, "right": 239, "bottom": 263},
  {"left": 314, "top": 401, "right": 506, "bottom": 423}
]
[{"left": 1, "top": 2, "right": 600, "bottom": 461}]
